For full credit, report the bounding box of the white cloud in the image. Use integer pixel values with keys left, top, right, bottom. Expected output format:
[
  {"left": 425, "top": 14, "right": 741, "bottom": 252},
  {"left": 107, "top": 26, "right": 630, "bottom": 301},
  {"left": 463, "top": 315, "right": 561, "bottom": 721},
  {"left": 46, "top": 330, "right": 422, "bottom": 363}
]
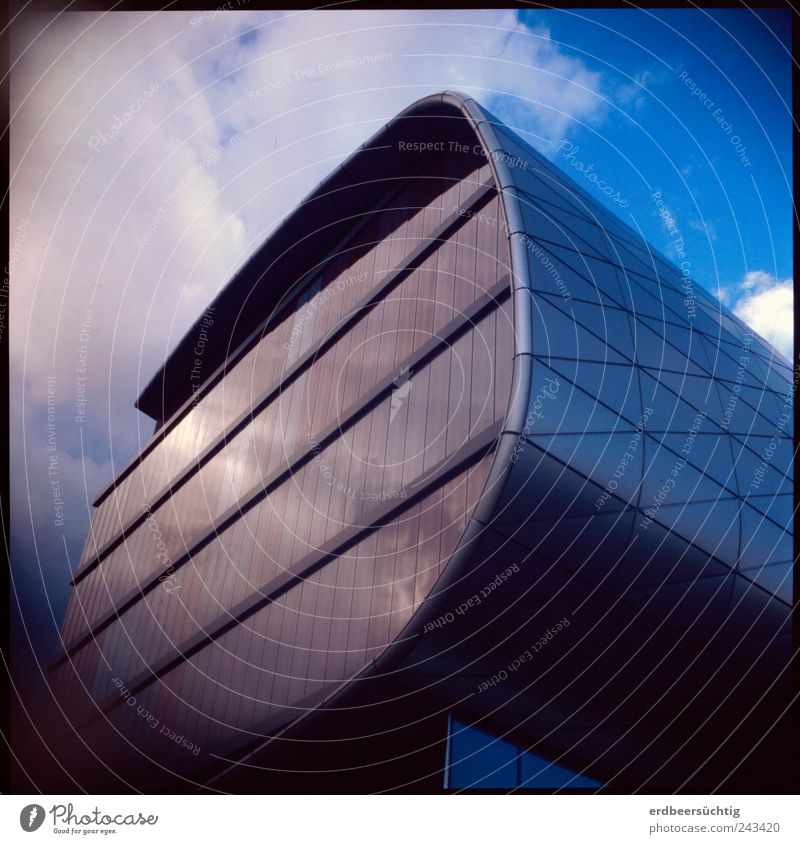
[
  {"left": 732, "top": 271, "right": 794, "bottom": 360},
  {"left": 11, "top": 8, "right": 609, "bottom": 476},
  {"left": 11, "top": 9, "right": 608, "bottom": 431}
]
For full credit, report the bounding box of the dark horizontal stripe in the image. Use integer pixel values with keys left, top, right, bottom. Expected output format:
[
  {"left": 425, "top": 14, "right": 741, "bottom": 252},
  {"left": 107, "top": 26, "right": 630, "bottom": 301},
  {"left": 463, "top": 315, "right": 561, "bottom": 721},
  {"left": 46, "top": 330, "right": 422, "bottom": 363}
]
[
  {"left": 50, "top": 279, "right": 511, "bottom": 667},
  {"left": 92, "top": 178, "right": 497, "bottom": 510},
  {"left": 78, "top": 419, "right": 503, "bottom": 728}
]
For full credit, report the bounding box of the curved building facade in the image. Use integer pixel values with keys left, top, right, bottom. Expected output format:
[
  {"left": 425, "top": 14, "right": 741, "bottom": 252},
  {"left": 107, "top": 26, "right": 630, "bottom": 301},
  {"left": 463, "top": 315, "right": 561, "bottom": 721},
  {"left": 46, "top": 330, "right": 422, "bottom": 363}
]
[{"left": 45, "top": 92, "right": 794, "bottom": 793}]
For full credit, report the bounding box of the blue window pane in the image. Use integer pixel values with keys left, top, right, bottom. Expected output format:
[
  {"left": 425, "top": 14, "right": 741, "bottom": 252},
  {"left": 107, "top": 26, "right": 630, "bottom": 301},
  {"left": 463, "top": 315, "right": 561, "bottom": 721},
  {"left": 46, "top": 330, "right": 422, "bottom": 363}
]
[
  {"left": 448, "top": 719, "right": 518, "bottom": 788},
  {"left": 520, "top": 750, "right": 602, "bottom": 788},
  {"left": 446, "top": 715, "right": 605, "bottom": 790}
]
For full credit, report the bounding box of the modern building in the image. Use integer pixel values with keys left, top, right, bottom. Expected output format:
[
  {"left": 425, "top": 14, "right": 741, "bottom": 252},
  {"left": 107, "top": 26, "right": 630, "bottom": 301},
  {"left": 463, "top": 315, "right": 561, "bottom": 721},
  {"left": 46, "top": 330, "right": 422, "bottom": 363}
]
[{"left": 45, "top": 91, "right": 794, "bottom": 793}]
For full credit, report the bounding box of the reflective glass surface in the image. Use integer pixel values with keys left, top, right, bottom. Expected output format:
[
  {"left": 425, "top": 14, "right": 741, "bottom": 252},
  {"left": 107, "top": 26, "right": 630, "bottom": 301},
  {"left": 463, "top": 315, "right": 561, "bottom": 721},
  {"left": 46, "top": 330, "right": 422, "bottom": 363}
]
[{"left": 55, "top": 150, "right": 511, "bottom": 756}]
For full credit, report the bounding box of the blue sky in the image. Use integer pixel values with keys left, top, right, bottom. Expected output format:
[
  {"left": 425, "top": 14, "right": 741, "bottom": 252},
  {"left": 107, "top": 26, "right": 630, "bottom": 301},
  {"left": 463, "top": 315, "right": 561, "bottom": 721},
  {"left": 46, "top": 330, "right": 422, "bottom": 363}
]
[
  {"left": 9, "top": 7, "right": 793, "bottom": 692},
  {"left": 505, "top": 7, "right": 792, "bottom": 332}
]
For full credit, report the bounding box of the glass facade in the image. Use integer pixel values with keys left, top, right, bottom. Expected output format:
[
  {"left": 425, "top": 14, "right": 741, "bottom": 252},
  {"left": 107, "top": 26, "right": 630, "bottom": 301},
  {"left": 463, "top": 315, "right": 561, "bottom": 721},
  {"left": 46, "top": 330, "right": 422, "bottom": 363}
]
[
  {"left": 46, "top": 92, "right": 793, "bottom": 793},
  {"left": 48, "top": 121, "right": 514, "bottom": 780},
  {"left": 74, "top": 154, "right": 499, "bottom": 573}
]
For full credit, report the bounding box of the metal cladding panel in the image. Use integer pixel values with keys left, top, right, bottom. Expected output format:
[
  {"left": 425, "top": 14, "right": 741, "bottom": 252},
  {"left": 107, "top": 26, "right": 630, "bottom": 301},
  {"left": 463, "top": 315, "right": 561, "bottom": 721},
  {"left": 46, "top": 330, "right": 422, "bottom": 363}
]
[
  {"left": 422, "top": 101, "right": 793, "bottom": 787},
  {"left": 336, "top": 95, "right": 794, "bottom": 791}
]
